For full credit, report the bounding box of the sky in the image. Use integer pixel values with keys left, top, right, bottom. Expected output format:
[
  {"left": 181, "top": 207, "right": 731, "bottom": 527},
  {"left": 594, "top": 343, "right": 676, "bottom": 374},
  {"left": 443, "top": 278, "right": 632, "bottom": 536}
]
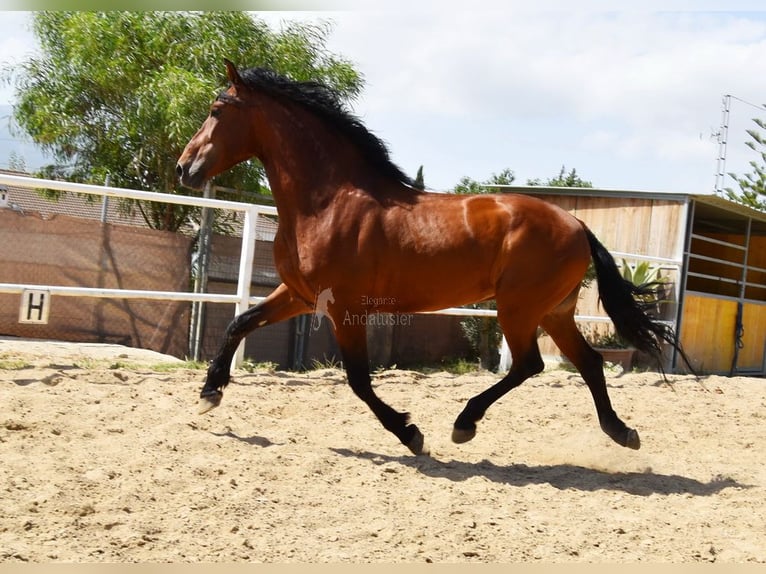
[{"left": 1, "top": 8, "right": 765, "bottom": 194}]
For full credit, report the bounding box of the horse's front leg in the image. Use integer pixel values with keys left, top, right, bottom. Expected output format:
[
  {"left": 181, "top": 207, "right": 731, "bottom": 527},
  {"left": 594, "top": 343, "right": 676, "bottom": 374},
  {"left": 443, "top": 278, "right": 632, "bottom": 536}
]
[
  {"left": 333, "top": 321, "right": 429, "bottom": 455},
  {"left": 199, "top": 282, "right": 310, "bottom": 413}
]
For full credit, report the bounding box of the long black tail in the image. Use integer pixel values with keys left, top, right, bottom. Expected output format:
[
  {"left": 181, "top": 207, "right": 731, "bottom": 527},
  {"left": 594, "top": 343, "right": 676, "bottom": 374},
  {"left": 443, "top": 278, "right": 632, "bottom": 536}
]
[{"left": 584, "top": 226, "right": 693, "bottom": 374}]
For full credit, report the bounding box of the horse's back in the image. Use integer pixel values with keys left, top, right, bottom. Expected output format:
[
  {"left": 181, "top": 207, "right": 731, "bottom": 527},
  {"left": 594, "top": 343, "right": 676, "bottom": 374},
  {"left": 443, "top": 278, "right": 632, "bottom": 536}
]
[
  {"left": 362, "top": 190, "right": 589, "bottom": 312},
  {"left": 409, "top": 191, "right": 587, "bottom": 256}
]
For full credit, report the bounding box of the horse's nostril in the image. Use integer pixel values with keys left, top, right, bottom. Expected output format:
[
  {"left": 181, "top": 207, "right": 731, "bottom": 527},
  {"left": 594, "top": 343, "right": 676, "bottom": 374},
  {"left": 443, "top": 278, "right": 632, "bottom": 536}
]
[{"left": 175, "top": 163, "right": 184, "bottom": 178}]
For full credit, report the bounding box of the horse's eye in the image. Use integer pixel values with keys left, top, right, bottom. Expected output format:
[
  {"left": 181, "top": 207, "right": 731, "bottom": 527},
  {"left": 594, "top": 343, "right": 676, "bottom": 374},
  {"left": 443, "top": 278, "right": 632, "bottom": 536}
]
[{"left": 210, "top": 108, "right": 221, "bottom": 119}]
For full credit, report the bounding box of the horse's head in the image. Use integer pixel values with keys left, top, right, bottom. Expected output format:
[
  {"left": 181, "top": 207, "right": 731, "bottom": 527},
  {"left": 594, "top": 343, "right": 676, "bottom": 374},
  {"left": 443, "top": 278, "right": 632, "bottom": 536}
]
[{"left": 176, "top": 59, "right": 256, "bottom": 190}]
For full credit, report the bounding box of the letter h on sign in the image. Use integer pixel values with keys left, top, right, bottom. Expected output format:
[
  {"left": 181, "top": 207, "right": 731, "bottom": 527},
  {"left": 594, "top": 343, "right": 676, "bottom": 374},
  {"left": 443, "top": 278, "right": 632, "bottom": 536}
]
[{"left": 19, "top": 289, "right": 51, "bottom": 324}]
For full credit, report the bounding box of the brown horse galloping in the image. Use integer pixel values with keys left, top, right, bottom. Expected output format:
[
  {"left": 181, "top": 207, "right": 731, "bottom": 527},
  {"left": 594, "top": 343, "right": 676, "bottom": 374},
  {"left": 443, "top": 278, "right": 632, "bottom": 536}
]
[{"left": 177, "top": 60, "right": 683, "bottom": 456}]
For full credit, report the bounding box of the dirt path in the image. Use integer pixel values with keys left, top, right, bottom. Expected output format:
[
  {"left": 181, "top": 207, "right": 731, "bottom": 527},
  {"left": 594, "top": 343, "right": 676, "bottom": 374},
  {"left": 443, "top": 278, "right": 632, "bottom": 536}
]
[{"left": 1, "top": 339, "right": 764, "bottom": 562}]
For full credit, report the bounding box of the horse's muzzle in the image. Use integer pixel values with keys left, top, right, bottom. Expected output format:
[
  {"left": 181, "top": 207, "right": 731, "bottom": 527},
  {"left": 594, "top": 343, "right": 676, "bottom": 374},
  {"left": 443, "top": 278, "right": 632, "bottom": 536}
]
[{"left": 176, "top": 162, "right": 205, "bottom": 190}]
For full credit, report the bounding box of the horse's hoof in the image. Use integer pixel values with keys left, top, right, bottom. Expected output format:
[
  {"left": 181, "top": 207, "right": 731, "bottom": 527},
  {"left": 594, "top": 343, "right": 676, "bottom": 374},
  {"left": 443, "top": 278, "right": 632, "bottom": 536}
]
[
  {"left": 406, "top": 425, "right": 430, "bottom": 456},
  {"left": 625, "top": 428, "right": 641, "bottom": 450},
  {"left": 198, "top": 391, "right": 223, "bottom": 414},
  {"left": 451, "top": 426, "right": 476, "bottom": 444}
]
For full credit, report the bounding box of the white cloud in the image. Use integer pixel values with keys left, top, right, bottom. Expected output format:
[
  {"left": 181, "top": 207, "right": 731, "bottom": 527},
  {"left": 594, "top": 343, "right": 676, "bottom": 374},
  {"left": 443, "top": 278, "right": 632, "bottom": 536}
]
[
  {"left": 308, "top": 10, "right": 766, "bottom": 189},
  {"left": 0, "top": 12, "right": 37, "bottom": 106},
  {"left": 2, "top": 9, "right": 765, "bottom": 191},
  {"left": 0, "top": 12, "right": 35, "bottom": 63},
  {"left": 327, "top": 11, "right": 766, "bottom": 125}
]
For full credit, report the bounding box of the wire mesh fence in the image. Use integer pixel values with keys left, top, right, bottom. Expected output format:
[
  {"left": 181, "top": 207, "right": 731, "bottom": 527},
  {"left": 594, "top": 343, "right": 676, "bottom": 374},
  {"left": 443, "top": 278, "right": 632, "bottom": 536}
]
[
  {"left": 0, "top": 173, "right": 477, "bottom": 370},
  {"left": 0, "top": 173, "right": 286, "bottom": 363}
]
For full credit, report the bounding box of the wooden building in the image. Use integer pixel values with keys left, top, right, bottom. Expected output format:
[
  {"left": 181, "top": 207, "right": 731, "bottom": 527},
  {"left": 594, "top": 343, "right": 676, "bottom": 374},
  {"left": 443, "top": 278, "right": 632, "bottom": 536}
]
[{"left": 489, "top": 186, "right": 766, "bottom": 376}]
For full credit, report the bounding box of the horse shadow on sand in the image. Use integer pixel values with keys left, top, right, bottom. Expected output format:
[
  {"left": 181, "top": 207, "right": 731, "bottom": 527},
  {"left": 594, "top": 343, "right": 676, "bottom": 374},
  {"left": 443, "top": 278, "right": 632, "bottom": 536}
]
[
  {"left": 328, "top": 448, "right": 748, "bottom": 497},
  {"left": 214, "top": 431, "right": 748, "bottom": 496}
]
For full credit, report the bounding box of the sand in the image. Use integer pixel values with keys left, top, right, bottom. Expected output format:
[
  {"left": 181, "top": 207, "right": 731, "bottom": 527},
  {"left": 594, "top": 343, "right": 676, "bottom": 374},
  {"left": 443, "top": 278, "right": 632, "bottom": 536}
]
[{"left": 1, "top": 337, "right": 764, "bottom": 563}]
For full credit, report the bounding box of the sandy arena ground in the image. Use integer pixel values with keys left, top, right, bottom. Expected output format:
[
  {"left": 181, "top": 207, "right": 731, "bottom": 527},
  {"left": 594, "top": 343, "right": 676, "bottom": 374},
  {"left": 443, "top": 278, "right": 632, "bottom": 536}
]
[{"left": 1, "top": 336, "right": 764, "bottom": 563}]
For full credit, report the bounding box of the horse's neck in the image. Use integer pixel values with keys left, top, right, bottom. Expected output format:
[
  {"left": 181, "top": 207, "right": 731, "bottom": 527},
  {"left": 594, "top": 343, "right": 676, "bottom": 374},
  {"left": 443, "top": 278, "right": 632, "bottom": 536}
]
[{"left": 255, "top": 100, "right": 368, "bottom": 217}]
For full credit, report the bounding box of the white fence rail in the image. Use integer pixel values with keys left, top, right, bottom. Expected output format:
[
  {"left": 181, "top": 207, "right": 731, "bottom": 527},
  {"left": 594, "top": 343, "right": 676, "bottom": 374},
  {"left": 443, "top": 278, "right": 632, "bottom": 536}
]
[
  {"left": 1, "top": 174, "right": 504, "bottom": 369},
  {"left": 0, "top": 174, "right": 679, "bottom": 372},
  {"left": 0, "top": 173, "right": 272, "bottom": 366}
]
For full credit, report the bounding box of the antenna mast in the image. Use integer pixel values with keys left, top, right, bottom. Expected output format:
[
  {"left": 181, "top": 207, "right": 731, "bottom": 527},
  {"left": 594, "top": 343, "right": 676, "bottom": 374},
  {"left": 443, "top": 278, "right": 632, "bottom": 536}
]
[{"left": 714, "top": 94, "right": 731, "bottom": 195}]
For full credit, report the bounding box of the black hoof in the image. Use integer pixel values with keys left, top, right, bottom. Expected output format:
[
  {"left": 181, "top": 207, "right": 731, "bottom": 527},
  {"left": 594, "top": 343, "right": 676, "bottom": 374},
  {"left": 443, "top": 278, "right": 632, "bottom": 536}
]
[
  {"left": 451, "top": 424, "right": 476, "bottom": 444},
  {"left": 625, "top": 428, "right": 641, "bottom": 450},
  {"left": 603, "top": 420, "right": 641, "bottom": 450},
  {"left": 404, "top": 424, "right": 430, "bottom": 456},
  {"left": 198, "top": 390, "right": 223, "bottom": 414}
]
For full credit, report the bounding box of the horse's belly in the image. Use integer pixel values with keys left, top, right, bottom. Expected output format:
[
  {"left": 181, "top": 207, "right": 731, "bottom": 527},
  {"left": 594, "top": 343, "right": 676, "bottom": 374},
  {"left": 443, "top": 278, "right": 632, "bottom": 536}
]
[{"left": 368, "top": 252, "right": 497, "bottom": 313}]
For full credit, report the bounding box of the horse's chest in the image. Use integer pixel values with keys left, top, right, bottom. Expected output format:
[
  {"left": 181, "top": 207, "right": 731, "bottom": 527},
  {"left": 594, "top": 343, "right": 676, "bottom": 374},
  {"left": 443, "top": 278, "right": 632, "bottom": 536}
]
[{"left": 273, "top": 225, "right": 341, "bottom": 287}]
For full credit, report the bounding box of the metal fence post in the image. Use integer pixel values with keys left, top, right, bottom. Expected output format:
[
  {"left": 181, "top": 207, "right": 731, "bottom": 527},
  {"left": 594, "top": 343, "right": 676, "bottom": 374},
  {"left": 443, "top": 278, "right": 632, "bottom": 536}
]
[{"left": 189, "top": 182, "right": 214, "bottom": 361}]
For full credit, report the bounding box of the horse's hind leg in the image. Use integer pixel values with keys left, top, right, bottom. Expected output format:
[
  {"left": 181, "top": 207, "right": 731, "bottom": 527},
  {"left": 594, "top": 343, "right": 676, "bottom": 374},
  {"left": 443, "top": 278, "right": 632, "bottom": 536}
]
[
  {"left": 540, "top": 302, "right": 640, "bottom": 449},
  {"left": 452, "top": 316, "right": 544, "bottom": 444},
  {"left": 199, "top": 282, "right": 310, "bottom": 413},
  {"left": 334, "top": 322, "right": 428, "bottom": 456}
]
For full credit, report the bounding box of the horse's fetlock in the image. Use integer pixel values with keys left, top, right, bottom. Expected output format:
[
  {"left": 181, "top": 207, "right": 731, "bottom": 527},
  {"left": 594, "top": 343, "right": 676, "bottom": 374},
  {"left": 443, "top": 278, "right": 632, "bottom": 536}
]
[
  {"left": 527, "top": 356, "right": 545, "bottom": 377},
  {"left": 464, "top": 398, "right": 486, "bottom": 422},
  {"left": 205, "top": 360, "right": 231, "bottom": 390}
]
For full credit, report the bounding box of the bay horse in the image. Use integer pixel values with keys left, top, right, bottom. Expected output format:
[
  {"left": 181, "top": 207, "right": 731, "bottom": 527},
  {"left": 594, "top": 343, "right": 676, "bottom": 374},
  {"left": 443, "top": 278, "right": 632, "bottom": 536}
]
[{"left": 177, "top": 60, "right": 685, "bottom": 456}]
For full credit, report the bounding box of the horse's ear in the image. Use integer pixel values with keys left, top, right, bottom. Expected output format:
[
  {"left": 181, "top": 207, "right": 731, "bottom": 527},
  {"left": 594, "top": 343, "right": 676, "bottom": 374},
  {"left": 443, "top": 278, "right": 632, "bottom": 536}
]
[{"left": 224, "top": 58, "right": 243, "bottom": 86}]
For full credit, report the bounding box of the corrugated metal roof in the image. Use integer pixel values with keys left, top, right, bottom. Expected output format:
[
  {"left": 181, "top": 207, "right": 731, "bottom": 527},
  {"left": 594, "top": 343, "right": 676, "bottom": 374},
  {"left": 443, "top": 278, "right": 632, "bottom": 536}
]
[
  {"left": 0, "top": 169, "right": 280, "bottom": 239},
  {"left": 487, "top": 184, "right": 692, "bottom": 202},
  {"left": 0, "top": 168, "right": 148, "bottom": 226},
  {"left": 487, "top": 184, "right": 766, "bottom": 224},
  {"left": 690, "top": 193, "right": 766, "bottom": 224}
]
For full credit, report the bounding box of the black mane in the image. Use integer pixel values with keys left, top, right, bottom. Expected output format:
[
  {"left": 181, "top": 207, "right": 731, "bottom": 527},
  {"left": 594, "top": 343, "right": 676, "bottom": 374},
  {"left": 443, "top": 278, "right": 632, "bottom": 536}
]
[{"left": 234, "top": 67, "right": 415, "bottom": 188}]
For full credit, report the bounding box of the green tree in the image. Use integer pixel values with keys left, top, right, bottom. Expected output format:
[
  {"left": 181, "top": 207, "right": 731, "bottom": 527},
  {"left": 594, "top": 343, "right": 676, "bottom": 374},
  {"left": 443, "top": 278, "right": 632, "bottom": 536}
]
[
  {"left": 7, "top": 151, "right": 26, "bottom": 173},
  {"left": 725, "top": 116, "right": 766, "bottom": 211},
  {"left": 3, "top": 12, "right": 362, "bottom": 230},
  {"left": 527, "top": 165, "right": 593, "bottom": 187},
  {"left": 413, "top": 165, "right": 425, "bottom": 190},
  {"left": 453, "top": 167, "right": 515, "bottom": 194}
]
